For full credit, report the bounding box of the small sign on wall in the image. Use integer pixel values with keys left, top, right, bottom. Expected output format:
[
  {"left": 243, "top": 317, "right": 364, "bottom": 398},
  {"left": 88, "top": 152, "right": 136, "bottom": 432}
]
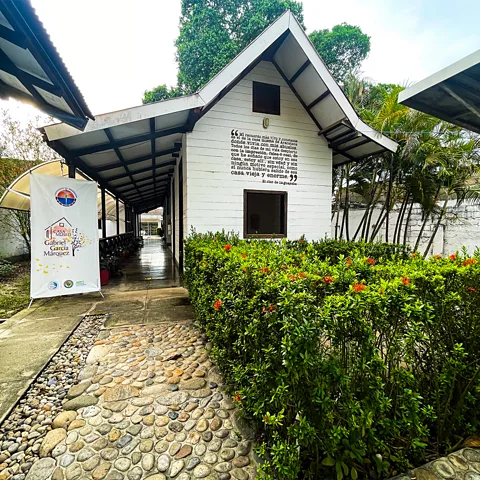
[{"left": 230, "top": 129, "right": 298, "bottom": 185}]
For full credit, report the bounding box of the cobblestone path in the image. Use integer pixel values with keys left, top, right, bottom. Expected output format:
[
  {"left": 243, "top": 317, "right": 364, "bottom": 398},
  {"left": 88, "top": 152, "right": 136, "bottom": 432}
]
[{"left": 26, "top": 322, "right": 256, "bottom": 480}]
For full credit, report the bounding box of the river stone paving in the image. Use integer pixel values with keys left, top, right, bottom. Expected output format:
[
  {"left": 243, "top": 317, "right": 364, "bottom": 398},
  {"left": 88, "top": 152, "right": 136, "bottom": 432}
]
[
  {"left": 392, "top": 447, "right": 480, "bottom": 480},
  {"left": 22, "top": 321, "right": 256, "bottom": 480},
  {"left": 0, "top": 315, "right": 106, "bottom": 480}
]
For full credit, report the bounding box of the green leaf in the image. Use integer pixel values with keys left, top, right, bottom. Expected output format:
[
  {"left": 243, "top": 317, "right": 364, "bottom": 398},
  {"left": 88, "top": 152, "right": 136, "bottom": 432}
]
[{"left": 322, "top": 456, "right": 336, "bottom": 466}]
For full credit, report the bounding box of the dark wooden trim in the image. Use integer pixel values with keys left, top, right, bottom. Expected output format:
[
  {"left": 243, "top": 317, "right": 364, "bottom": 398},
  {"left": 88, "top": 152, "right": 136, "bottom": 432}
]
[
  {"left": 307, "top": 90, "right": 330, "bottom": 110},
  {"left": 337, "top": 137, "right": 371, "bottom": 154},
  {"left": 243, "top": 189, "right": 288, "bottom": 239},
  {"left": 117, "top": 177, "right": 169, "bottom": 194},
  {"left": 96, "top": 147, "right": 179, "bottom": 172},
  {"left": 150, "top": 118, "right": 156, "bottom": 198},
  {"left": 107, "top": 166, "right": 174, "bottom": 183},
  {"left": 289, "top": 59, "right": 310, "bottom": 84},
  {"left": 113, "top": 167, "right": 173, "bottom": 189},
  {"left": 71, "top": 125, "right": 187, "bottom": 157},
  {"left": 0, "top": 80, "right": 85, "bottom": 129},
  {"left": 0, "top": 49, "right": 61, "bottom": 95},
  {"left": 1, "top": 0, "right": 93, "bottom": 125},
  {"left": 116, "top": 197, "right": 120, "bottom": 235},
  {"left": 327, "top": 127, "right": 356, "bottom": 144},
  {"left": 271, "top": 58, "right": 323, "bottom": 131},
  {"left": 329, "top": 131, "right": 360, "bottom": 149},
  {"left": 317, "top": 118, "right": 348, "bottom": 137},
  {"left": 68, "top": 164, "right": 76, "bottom": 178},
  {"left": 101, "top": 188, "right": 107, "bottom": 238},
  {"left": 104, "top": 127, "right": 144, "bottom": 198},
  {"left": 46, "top": 139, "right": 125, "bottom": 202},
  {"left": 352, "top": 148, "right": 386, "bottom": 162}
]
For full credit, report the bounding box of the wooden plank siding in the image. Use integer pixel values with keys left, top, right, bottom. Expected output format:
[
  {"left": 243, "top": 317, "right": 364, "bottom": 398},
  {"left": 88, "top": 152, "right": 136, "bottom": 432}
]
[{"left": 180, "top": 61, "right": 332, "bottom": 247}]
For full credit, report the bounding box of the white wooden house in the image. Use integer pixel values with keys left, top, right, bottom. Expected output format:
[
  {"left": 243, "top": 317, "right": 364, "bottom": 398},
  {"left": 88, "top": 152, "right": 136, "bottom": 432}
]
[{"left": 41, "top": 11, "right": 397, "bottom": 266}]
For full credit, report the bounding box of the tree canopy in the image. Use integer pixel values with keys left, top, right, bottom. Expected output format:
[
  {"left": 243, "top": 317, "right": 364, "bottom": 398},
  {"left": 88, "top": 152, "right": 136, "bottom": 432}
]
[
  {"left": 309, "top": 23, "right": 370, "bottom": 84},
  {"left": 142, "top": 1, "right": 371, "bottom": 103}
]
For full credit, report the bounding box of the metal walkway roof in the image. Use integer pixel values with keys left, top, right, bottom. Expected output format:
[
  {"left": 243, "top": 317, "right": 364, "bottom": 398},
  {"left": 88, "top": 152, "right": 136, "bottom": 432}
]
[
  {"left": 0, "top": 0, "right": 93, "bottom": 129},
  {"left": 40, "top": 10, "right": 397, "bottom": 213},
  {"left": 399, "top": 49, "right": 480, "bottom": 134}
]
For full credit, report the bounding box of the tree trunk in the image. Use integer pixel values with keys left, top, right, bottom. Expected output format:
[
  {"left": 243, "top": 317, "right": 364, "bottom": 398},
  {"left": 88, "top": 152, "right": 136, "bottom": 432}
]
[
  {"left": 414, "top": 186, "right": 441, "bottom": 251},
  {"left": 403, "top": 201, "right": 414, "bottom": 246},
  {"left": 344, "top": 165, "right": 350, "bottom": 241},
  {"left": 384, "top": 156, "right": 395, "bottom": 242},
  {"left": 423, "top": 198, "right": 448, "bottom": 258},
  {"left": 395, "top": 193, "right": 409, "bottom": 244},
  {"left": 369, "top": 202, "right": 387, "bottom": 242},
  {"left": 353, "top": 207, "right": 369, "bottom": 241}
]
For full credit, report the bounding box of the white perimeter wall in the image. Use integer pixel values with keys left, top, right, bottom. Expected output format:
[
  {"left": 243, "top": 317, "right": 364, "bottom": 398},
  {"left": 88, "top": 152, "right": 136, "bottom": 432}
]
[
  {"left": 334, "top": 201, "right": 480, "bottom": 256},
  {"left": 183, "top": 61, "right": 332, "bottom": 249},
  {"left": 0, "top": 209, "right": 28, "bottom": 259}
]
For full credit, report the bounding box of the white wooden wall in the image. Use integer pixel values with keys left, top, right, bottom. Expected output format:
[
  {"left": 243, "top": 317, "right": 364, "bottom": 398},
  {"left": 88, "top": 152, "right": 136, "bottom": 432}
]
[{"left": 183, "top": 61, "right": 332, "bottom": 243}]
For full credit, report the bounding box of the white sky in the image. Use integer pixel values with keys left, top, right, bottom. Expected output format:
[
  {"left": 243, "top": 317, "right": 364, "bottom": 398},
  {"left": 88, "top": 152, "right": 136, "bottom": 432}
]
[{"left": 3, "top": 0, "right": 480, "bottom": 120}]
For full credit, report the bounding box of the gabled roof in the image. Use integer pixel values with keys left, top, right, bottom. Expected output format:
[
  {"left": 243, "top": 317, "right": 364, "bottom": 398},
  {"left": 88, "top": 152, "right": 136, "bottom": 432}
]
[
  {"left": 0, "top": 0, "right": 93, "bottom": 129},
  {"left": 399, "top": 49, "right": 480, "bottom": 134},
  {"left": 40, "top": 10, "right": 397, "bottom": 213}
]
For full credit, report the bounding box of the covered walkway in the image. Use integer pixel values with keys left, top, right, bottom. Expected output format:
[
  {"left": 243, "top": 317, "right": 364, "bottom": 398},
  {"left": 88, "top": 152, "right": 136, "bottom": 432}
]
[{"left": 105, "top": 237, "right": 179, "bottom": 293}]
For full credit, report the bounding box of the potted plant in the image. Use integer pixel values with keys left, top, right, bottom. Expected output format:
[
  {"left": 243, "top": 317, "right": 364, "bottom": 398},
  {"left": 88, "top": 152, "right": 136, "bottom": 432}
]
[{"left": 99, "top": 258, "right": 110, "bottom": 286}]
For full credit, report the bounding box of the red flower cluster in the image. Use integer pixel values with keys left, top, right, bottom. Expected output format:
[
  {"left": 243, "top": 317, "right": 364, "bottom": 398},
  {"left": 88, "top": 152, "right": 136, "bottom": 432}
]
[
  {"left": 241, "top": 253, "right": 247, "bottom": 259},
  {"left": 262, "top": 305, "right": 275, "bottom": 313},
  {"left": 449, "top": 253, "right": 457, "bottom": 260},
  {"left": 463, "top": 258, "right": 478, "bottom": 266},
  {"left": 234, "top": 393, "right": 242, "bottom": 403},
  {"left": 352, "top": 283, "right": 367, "bottom": 292},
  {"left": 401, "top": 277, "right": 410, "bottom": 286},
  {"left": 213, "top": 300, "right": 223, "bottom": 311},
  {"left": 224, "top": 244, "right": 232, "bottom": 252},
  {"left": 259, "top": 267, "right": 271, "bottom": 274},
  {"left": 467, "top": 287, "right": 477, "bottom": 293},
  {"left": 346, "top": 258, "right": 353, "bottom": 266},
  {"left": 366, "top": 257, "right": 375, "bottom": 265},
  {"left": 323, "top": 276, "right": 334, "bottom": 284}
]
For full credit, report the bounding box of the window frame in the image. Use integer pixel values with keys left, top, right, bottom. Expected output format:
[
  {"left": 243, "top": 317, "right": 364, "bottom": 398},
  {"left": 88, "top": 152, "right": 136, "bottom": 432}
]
[
  {"left": 252, "top": 81, "right": 281, "bottom": 116},
  {"left": 243, "top": 189, "right": 288, "bottom": 239}
]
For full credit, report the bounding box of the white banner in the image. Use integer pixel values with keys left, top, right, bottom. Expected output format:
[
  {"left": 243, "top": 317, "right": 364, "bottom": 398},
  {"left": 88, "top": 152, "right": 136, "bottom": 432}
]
[{"left": 30, "top": 174, "right": 100, "bottom": 299}]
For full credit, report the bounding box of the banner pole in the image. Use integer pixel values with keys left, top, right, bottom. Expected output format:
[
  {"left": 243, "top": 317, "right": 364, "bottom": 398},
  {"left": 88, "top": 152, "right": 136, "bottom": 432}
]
[{"left": 27, "top": 298, "right": 34, "bottom": 309}]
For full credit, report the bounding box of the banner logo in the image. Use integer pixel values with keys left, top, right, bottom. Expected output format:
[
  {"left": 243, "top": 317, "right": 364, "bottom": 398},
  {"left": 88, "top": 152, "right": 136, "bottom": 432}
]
[
  {"left": 55, "top": 188, "right": 77, "bottom": 207},
  {"left": 48, "top": 281, "right": 58, "bottom": 290}
]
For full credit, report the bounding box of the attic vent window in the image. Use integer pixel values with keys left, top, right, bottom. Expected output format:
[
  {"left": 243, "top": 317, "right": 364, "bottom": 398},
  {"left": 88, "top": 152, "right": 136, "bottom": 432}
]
[{"left": 253, "top": 81, "right": 280, "bottom": 115}]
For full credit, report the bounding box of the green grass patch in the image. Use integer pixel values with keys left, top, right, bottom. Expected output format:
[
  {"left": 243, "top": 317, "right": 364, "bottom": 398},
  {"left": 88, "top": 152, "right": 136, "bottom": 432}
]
[{"left": 0, "top": 262, "right": 30, "bottom": 319}]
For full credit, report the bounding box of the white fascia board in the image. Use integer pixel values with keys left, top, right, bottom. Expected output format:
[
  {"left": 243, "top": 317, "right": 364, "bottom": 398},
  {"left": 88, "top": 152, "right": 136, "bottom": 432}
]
[
  {"left": 353, "top": 119, "right": 399, "bottom": 153},
  {"left": 42, "top": 94, "right": 205, "bottom": 142},
  {"left": 198, "top": 11, "right": 290, "bottom": 106},
  {"left": 288, "top": 15, "right": 397, "bottom": 153},
  {"left": 399, "top": 49, "right": 480, "bottom": 105}
]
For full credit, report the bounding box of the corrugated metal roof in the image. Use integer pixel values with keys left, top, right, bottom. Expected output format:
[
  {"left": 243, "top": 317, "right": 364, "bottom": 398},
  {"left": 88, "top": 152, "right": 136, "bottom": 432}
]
[
  {"left": 0, "top": 0, "right": 93, "bottom": 129},
  {"left": 399, "top": 49, "right": 480, "bottom": 134}
]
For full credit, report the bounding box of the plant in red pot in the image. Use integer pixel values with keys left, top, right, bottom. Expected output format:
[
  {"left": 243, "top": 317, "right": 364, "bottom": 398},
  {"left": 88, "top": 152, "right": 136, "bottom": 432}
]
[{"left": 100, "top": 258, "right": 110, "bottom": 286}]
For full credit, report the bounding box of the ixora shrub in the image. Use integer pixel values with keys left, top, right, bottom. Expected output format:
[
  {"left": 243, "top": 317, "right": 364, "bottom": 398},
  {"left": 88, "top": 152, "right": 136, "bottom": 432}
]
[{"left": 184, "top": 232, "right": 480, "bottom": 479}]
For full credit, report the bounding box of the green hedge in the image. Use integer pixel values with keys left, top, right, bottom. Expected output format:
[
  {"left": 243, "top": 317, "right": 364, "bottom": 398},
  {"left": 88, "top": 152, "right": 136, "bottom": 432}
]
[{"left": 184, "top": 232, "right": 480, "bottom": 479}]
